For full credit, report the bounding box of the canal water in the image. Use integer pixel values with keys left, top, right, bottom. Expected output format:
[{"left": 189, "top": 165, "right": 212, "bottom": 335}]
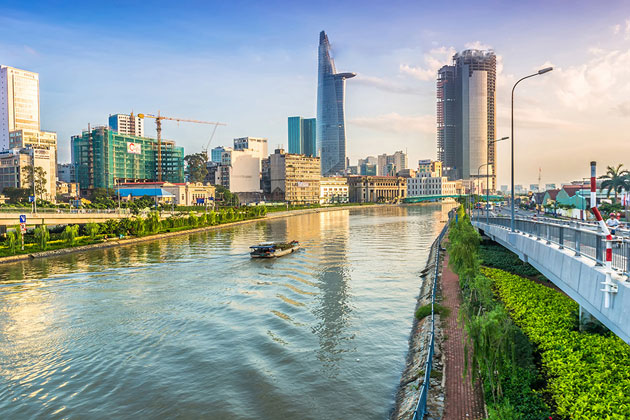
[{"left": 0, "top": 204, "right": 451, "bottom": 419}]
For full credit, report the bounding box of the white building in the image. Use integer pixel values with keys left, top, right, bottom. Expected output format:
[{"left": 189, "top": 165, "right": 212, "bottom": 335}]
[
  {"left": 57, "top": 163, "right": 75, "bottom": 183},
  {"left": 219, "top": 149, "right": 261, "bottom": 193},
  {"left": 234, "top": 137, "right": 267, "bottom": 160},
  {"left": 320, "top": 177, "right": 349, "bottom": 204},
  {"left": 407, "top": 171, "right": 456, "bottom": 197},
  {"left": 109, "top": 113, "right": 144, "bottom": 137},
  {"left": 0, "top": 66, "right": 40, "bottom": 150},
  {"left": 377, "top": 151, "right": 407, "bottom": 176}
]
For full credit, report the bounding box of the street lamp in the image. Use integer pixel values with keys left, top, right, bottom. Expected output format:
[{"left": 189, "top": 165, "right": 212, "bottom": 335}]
[
  {"left": 477, "top": 163, "right": 490, "bottom": 220},
  {"left": 487, "top": 136, "right": 509, "bottom": 224},
  {"left": 511, "top": 66, "right": 553, "bottom": 231}
]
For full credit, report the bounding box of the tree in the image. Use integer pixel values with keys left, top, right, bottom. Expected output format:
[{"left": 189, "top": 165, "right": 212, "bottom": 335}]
[
  {"left": 22, "top": 165, "right": 47, "bottom": 199},
  {"left": 184, "top": 153, "right": 208, "bottom": 183},
  {"left": 62, "top": 225, "right": 79, "bottom": 246},
  {"left": 2, "top": 187, "right": 30, "bottom": 203},
  {"left": 34, "top": 224, "right": 50, "bottom": 250},
  {"left": 599, "top": 164, "right": 630, "bottom": 203}
]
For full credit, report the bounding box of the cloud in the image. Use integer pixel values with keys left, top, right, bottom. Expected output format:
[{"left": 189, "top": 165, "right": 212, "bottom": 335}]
[
  {"left": 613, "top": 101, "right": 630, "bottom": 116},
  {"left": 353, "top": 74, "right": 428, "bottom": 95},
  {"left": 612, "top": 18, "right": 630, "bottom": 39},
  {"left": 399, "top": 46, "right": 456, "bottom": 81},
  {"left": 551, "top": 49, "right": 630, "bottom": 110},
  {"left": 350, "top": 112, "right": 434, "bottom": 135},
  {"left": 465, "top": 41, "right": 493, "bottom": 50}
]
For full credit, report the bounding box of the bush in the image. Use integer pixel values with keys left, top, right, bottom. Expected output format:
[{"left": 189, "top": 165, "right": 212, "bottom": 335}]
[
  {"left": 484, "top": 267, "right": 630, "bottom": 419},
  {"left": 85, "top": 222, "right": 100, "bottom": 239},
  {"left": 415, "top": 303, "right": 449, "bottom": 320},
  {"left": 62, "top": 225, "right": 79, "bottom": 246},
  {"left": 5, "top": 230, "right": 18, "bottom": 254},
  {"left": 479, "top": 240, "right": 541, "bottom": 277},
  {"left": 34, "top": 224, "right": 50, "bottom": 250}
]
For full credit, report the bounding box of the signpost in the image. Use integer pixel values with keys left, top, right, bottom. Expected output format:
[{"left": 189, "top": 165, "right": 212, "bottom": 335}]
[{"left": 19, "top": 215, "right": 26, "bottom": 250}]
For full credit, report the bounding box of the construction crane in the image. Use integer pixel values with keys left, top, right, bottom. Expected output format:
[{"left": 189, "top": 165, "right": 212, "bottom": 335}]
[{"left": 137, "top": 111, "right": 226, "bottom": 182}]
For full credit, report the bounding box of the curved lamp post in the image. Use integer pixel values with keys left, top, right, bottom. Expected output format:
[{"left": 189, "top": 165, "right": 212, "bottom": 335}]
[
  {"left": 511, "top": 66, "right": 553, "bottom": 231},
  {"left": 487, "top": 136, "right": 509, "bottom": 224},
  {"left": 477, "top": 163, "right": 490, "bottom": 220}
]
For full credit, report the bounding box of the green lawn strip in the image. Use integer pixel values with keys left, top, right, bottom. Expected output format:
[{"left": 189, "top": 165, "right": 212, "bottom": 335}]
[{"left": 483, "top": 267, "right": 630, "bottom": 419}]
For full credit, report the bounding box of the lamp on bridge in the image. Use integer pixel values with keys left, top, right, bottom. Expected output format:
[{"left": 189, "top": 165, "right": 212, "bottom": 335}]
[{"left": 511, "top": 67, "right": 553, "bottom": 231}]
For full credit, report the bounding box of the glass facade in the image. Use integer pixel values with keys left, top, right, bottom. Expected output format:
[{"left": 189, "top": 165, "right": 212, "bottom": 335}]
[
  {"left": 72, "top": 127, "right": 184, "bottom": 190},
  {"left": 288, "top": 116, "right": 316, "bottom": 156},
  {"left": 316, "top": 31, "right": 355, "bottom": 176}
]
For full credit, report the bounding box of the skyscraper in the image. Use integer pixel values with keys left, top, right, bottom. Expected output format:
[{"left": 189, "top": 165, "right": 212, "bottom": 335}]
[
  {"left": 109, "top": 113, "right": 144, "bottom": 137},
  {"left": 288, "top": 116, "right": 316, "bottom": 156},
  {"left": 316, "top": 31, "right": 355, "bottom": 176},
  {"left": 436, "top": 49, "right": 496, "bottom": 190},
  {"left": 0, "top": 66, "right": 40, "bottom": 149}
]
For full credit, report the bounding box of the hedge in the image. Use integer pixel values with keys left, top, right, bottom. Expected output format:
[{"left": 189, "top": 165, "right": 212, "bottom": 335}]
[{"left": 483, "top": 267, "right": 630, "bottom": 419}]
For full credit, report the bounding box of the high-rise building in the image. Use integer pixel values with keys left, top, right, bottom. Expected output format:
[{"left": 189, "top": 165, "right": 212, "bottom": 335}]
[
  {"left": 109, "top": 113, "right": 144, "bottom": 137},
  {"left": 0, "top": 66, "right": 40, "bottom": 149},
  {"left": 316, "top": 31, "right": 355, "bottom": 176},
  {"left": 71, "top": 126, "right": 184, "bottom": 191},
  {"left": 377, "top": 151, "right": 408, "bottom": 176},
  {"left": 211, "top": 146, "right": 231, "bottom": 163},
  {"left": 436, "top": 50, "right": 496, "bottom": 190},
  {"left": 217, "top": 148, "right": 262, "bottom": 194},
  {"left": 233, "top": 137, "right": 267, "bottom": 171},
  {"left": 288, "top": 116, "right": 316, "bottom": 156}
]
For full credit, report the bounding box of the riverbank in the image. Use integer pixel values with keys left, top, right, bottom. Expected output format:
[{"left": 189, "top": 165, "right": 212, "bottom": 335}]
[
  {"left": 0, "top": 203, "right": 383, "bottom": 265},
  {"left": 390, "top": 222, "right": 447, "bottom": 420}
]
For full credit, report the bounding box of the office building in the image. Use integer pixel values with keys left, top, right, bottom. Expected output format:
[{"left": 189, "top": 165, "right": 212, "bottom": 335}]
[
  {"left": 437, "top": 50, "right": 496, "bottom": 189},
  {"left": 211, "top": 146, "right": 231, "bottom": 163},
  {"left": 288, "top": 116, "right": 316, "bottom": 156},
  {"left": 377, "top": 151, "right": 407, "bottom": 176},
  {"left": 57, "top": 163, "right": 75, "bottom": 183},
  {"left": 71, "top": 126, "right": 184, "bottom": 191},
  {"left": 0, "top": 148, "right": 56, "bottom": 200},
  {"left": 234, "top": 137, "right": 267, "bottom": 160},
  {"left": 269, "top": 148, "right": 321, "bottom": 204},
  {"left": 0, "top": 66, "right": 40, "bottom": 149},
  {"left": 317, "top": 31, "right": 355, "bottom": 176},
  {"left": 109, "top": 113, "right": 144, "bottom": 137},
  {"left": 217, "top": 148, "right": 261, "bottom": 195},
  {"left": 320, "top": 177, "right": 349, "bottom": 204}
]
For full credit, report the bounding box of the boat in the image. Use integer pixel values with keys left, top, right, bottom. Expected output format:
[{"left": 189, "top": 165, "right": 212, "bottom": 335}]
[{"left": 250, "top": 241, "right": 300, "bottom": 258}]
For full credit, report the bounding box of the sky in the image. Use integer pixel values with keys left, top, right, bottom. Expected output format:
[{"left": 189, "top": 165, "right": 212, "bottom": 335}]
[{"left": 1, "top": 0, "right": 630, "bottom": 187}]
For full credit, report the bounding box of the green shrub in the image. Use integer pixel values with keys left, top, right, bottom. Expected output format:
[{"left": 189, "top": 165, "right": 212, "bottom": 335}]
[
  {"left": 62, "top": 225, "right": 79, "bottom": 246},
  {"left": 5, "top": 230, "right": 18, "bottom": 254},
  {"left": 85, "top": 222, "right": 100, "bottom": 239},
  {"left": 479, "top": 240, "right": 541, "bottom": 277},
  {"left": 34, "top": 224, "right": 50, "bottom": 250},
  {"left": 415, "top": 303, "right": 449, "bottom": 320},
  {"left": 484, "top": 267, "right": 630, "bottom": 419}
]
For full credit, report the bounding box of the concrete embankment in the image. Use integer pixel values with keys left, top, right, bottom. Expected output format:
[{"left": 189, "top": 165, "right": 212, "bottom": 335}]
[
  {"left": 390, "top": 227, "right": 447, "bottom": 420},
  {"left": 0, "top": 205, "right": 380, "bottom": 266}
]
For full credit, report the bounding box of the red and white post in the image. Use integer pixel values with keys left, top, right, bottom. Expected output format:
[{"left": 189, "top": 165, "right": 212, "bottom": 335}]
[{"left": 590, "top": 161, "right": 617, "bottom": 308}]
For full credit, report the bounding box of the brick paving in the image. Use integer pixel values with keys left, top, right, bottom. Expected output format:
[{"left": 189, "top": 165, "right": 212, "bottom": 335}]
[{"left": 441, "top": 254, "right": 486, "bottom": 420}]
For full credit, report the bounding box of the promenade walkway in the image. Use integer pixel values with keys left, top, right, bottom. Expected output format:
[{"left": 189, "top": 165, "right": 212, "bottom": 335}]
[{"left": 441, "top": 254, "right": 485, "bottom": 420}]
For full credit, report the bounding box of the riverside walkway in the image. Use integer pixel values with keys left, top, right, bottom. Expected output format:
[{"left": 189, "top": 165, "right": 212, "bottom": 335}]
[
  {"left": 473, "top": 216, "right": 630, "bottom": 344},
  {"left": 441, "top": 254, "right": 486, "bottom": 419}
]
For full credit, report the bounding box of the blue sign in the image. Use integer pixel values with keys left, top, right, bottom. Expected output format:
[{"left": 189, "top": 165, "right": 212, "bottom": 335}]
[
  {"left": 19, "top": 215, "right": 26, "bottom": 223},
  {"left": 28, "top": 195, "right": 35, "bottom": 203},
  {"left": 196, "top": 198, "right": 205, "bottom": 204}
]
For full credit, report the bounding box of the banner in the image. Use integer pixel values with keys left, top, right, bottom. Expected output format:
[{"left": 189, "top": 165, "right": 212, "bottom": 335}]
[{"left": 127, "top": 142, "right": 141, "bottom": 154}]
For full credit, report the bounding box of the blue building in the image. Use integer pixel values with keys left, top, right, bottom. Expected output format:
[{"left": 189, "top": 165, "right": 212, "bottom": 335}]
[
  {"left": 316, "top": 31, "right": 355, "bottom": 176},
  {"left": 288, "top": 116, "right": 316, "bottom": 156},
  {"left": 211, "top": 146, "right": 228, "bottom": 163}
]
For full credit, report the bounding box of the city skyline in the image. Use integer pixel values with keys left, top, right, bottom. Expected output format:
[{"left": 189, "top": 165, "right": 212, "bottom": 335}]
[{"left": 2, "top": 0, "right": 630, "bottom": 185}]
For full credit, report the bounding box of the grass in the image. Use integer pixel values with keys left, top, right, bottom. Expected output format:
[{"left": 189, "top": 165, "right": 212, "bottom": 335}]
[{"left": 415, "top": 303, "right": 450, "bottom": 321}]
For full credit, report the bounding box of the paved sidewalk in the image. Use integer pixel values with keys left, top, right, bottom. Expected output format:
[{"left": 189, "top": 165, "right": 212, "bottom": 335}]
[{"left": 441, "top": 254, "right": 485, "bottom": 420}]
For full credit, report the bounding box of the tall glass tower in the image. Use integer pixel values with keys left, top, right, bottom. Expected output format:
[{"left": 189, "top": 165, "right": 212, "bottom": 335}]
[{"left": 316, "top": 31, "right": 355, "bottom": 176}]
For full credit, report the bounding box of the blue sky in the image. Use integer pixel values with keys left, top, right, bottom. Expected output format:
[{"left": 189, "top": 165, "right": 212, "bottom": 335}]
[{"left": 2, "top": 0, "right": 630, "bottom": 186}]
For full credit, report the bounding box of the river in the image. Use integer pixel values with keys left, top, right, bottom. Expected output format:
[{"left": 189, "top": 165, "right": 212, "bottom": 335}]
[{"left": 0, "top": 204, "right": 451, "bottom": 419}]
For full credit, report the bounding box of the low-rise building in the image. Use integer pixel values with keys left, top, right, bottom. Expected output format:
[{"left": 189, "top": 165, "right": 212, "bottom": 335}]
[
  {"left": 0, "top": 147, "right": 56, "bottom": 201},
  {"left": 117, "top": 182, "right": 215, "bottom": 206},
  {"left": 320, "top": 177, "right": 349, "bottom": 204},
  {"left": 346, "top": 176, "right": 406, "bottom": 203},
  {"left": 407, "top": 173, "right": 456, "bottom": 197},
  {"left": 269, "top": 149, "right": 321, "bottom": 204},
  {"left": 56, "top": 181, "right": 80, "bottom": 199}
]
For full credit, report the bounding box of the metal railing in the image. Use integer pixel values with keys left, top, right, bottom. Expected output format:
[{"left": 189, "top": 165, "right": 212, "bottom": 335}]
[
  {"left": 412, "top": 213, "right": 451, "bottom": 420},
  {"left": 0, "top": 207, "right": 131, "bottom": 214},
  {"left": 477, "top": 216, "right": 630, "bottom": 277}
]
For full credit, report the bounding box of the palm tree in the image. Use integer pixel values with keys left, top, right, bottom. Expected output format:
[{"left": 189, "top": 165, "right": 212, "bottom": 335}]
[{"left": 599, "top": 164, "right": 630, "bottom": 203}]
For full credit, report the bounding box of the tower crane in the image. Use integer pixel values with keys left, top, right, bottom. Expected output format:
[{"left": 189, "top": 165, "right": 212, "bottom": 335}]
[{"left": 137, "top": 111, "right": 226, "bottom": 182}]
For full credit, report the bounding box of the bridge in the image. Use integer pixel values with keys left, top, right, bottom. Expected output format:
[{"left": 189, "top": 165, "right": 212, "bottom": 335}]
[
  {"left": 403, "top": 194, "right": 504, "bottom": 203},
  {"left": 473, "top": 216, "right": 630, "bottom": 344}
]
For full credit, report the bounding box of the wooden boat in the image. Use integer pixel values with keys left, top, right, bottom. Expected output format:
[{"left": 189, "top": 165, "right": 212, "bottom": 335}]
[{"left": 250, "top": 241, "right": 300, "bottom": 258}]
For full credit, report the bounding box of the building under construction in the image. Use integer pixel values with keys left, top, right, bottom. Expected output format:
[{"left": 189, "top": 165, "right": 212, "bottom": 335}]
[
  {"left": 437, "top": 49, "right": 496, "bottom": 191},
  {"left": 71, "top": 126, "right": 184, "bottom": 191}
]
